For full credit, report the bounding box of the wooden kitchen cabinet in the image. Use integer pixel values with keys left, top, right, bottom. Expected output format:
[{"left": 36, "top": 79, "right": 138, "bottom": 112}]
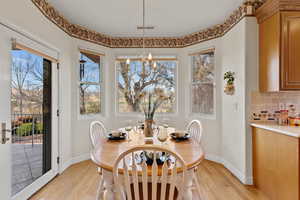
[
  {"left": 281, "top": 12, "right": 300, "bottom": 89},
  {"left": 256, "top": 0, "right": 300, "bottom": 91},
  {"left": 252, "top": 127, "right": 300, "bottom": 200}
]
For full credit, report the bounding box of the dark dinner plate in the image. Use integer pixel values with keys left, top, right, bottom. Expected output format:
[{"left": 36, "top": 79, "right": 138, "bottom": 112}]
[
  {"left": 170, "top": 132, "right": 190, "bottom": 141},
  {"left": 107, "top": 132, "right": 127, "bottom": 140}
]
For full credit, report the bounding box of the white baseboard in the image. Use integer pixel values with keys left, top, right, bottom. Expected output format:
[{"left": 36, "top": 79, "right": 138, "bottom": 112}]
[
  {"left": 59, "top": 153, "right": 90, "bottom": 174},
  {"left": 221, "top": 159, "right": 246, "bottom": 184},
  {"left": 71, "top": 153, "right": 90, "bottom": 165},
  {"left": 205, "top": 154, "right": 253, "bottom": 185},
  {"left": 59, "top": 159, "right": 72, "bottom": 174},
  {"left": 205, "top": 154, "right": 223, "bottom": 163}
]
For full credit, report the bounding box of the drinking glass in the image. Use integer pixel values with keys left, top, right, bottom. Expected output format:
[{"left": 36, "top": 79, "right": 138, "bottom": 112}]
[
  {"left": 157, "top": 128, "right": 168, "bottom": 145},
  {"left": 124, "top": 120, "right": 133, "bottom": 141}
]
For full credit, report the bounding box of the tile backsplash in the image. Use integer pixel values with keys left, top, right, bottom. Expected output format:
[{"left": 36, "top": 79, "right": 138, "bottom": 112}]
[{"left": 251, "top": 91, "right": 300, "bottom": 121}]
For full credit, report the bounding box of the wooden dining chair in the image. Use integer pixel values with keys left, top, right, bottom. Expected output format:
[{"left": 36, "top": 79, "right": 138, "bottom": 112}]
[
  {"left": 186, "top": 120, "right": 203, "bottom": 144},
  {"left": 90, "top": 151, "right": 105, "bottom": 200},
  {"left": 186, "top": 120, "right": 203, "bottom": 198},
  {"left": 113, "top": 145, "right": 187, "bottom": 200},
  {"left": 89, "top": 121, "right": 107, "bottom": 200},
  {"left": 90, "top": 121, "right": 107, "bottom": 147}
]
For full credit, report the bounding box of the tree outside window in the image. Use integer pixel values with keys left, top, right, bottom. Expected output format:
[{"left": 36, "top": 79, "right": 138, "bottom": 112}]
[
  {"left": 79, "top": 51, "right": 102, "bottom": 115},
  {"left": 116, "top": 58, "right": 176, "bottom": 113},
  {"left": 11, "top": 50, "right": 44, "bottom": 114},
  {"left": 191, "top": 50, "right": 215, "bottom": 115}
]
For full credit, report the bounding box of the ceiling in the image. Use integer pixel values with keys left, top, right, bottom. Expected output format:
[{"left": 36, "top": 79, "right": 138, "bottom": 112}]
[{"left": 47, "top": 0, "right": 244, "bottom": 37}]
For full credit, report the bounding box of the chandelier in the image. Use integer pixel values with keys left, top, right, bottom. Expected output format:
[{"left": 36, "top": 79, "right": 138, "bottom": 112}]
[{"left": 126, "top": 0, "right": 157, "bottom": 70}]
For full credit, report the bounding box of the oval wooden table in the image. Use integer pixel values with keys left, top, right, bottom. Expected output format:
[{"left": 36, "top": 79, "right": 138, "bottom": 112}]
[{"left": 91, "top": 127, "right": 205, "bottom": 200}]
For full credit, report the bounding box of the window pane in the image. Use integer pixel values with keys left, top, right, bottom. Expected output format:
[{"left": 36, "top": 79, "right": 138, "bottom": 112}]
[
  {"left": 192, "top": 52, "right": 214, "bottom": 83},
  {"left": 117, "top": 59, "right": 176, "bottom": 113},
  {"left": 191, "top": 51, "right": 215, "bottom": 115},
  {"left": 79, "top": 52, "right": 100, "bottom": 83},
  {"left": 11, "top": 50, "right": 44, "bottom": 114},
  {"left": 80, "top": 84, "right": 101, "bottom": 114},
  {"left": 192, "top": 83, "right": 214, "bottom": 114}
]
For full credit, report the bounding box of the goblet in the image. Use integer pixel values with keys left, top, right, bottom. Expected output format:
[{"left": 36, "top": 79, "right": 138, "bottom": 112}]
[{"left": 157, "top": 128, "right": 168, "bottom": 145}]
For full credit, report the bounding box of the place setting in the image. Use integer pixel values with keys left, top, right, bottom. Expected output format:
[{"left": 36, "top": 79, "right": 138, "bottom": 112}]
[
  {"left": 169, "top": 130, "right": 190, "bottom": 142},
  {"left": 107, "top": 130, "right": 127, "bottom": 141}
]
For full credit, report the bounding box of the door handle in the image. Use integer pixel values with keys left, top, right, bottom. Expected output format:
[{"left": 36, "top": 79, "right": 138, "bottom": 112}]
[{"left": 1, "top": 122, "right": 11, "bottom": 144}]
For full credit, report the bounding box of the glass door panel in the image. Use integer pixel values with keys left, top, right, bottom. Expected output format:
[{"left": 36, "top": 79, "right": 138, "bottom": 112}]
[{"left": 11, "top": 50, "right": 53, "bottom": 196}]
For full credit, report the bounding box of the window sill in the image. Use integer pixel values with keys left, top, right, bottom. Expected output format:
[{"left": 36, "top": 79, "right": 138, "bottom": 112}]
[
  {"left": 114, "top": 112, "right": 178, "bottom": 118},
  {"left": 77, "top": 113, "right": 105, "bottom": 121},
  {"left": 189, "top": 113, "right": 216, "bottom": 120}
]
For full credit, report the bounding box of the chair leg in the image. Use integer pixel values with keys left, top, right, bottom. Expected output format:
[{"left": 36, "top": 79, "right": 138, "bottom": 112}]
[
  {"left": 96, "top": 175, "right": 104, "bottom": 200},
  {"left": 191, "top": 167, "right": 198, "bottom": 187},
  {"left": 193, "top": 170, "right": 202, "bottom": 200}
]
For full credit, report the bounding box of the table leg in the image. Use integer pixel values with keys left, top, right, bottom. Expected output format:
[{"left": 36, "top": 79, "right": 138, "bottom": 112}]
[
  {"left": 102, "top": 170, "right": 115, "bottom": 200},
  {"left": 183, "top": 170, "right": 194, "bottom": 200}
]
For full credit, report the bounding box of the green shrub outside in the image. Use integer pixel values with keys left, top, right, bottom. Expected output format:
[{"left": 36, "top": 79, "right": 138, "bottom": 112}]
[{"left": 16, "top": 123, "right": 43, "bottom": 136}]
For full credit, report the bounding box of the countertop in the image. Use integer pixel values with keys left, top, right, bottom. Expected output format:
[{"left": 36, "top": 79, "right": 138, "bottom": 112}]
[{"left": 250, "top": 122, "right": 300, "bottom": 138}]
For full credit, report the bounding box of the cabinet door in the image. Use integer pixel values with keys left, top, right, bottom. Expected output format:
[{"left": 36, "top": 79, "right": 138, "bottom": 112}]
[
  {"left": 281, "top": 12, "right": 300, "bottom": 90},
  {"left": 253, "top": 127, "right": 299, "bottom": 200},
  {"left": 253, "top": 128, "right": 277, "bottom": 199},
  {"left": 259, "top": 13, "right": 280, "bottom": 92}
]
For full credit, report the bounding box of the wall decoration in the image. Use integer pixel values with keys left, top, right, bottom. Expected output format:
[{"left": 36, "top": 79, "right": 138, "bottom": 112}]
[
  {"left": 30, "top": 0, "right": 266, "bottom": 48},
  {"left": 224, "top": 71, "right": 235, "bottom": 95},
  {"left": 191, "top": 50, "right": 215, "bottom": 115}
]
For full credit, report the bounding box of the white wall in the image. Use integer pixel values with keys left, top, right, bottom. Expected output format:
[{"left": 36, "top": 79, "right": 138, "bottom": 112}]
[
  {"left": 0, "top": 0, "right": 259, "bottom": 186},
  {"left": 221, "top": 19, "right": 247, "bottom": 182},
  {"left": 220, "top": 17, "right": 258, "bottom": 184}
]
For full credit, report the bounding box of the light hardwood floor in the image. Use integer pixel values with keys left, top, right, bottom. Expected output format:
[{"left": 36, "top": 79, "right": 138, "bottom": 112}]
[{"left": 30, "top": 160, "right": 269, "bottom": 200}]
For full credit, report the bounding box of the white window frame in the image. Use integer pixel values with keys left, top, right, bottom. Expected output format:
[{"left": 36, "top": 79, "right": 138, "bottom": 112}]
[
  {"left": 115, "top": 55, "right": 179, "bottom": 117},
  {"left": 189, "top": 48, "right": 216, "bottom": 120},
  {"left": 77, "top": 49, "right": 104, "bottom": 120}
]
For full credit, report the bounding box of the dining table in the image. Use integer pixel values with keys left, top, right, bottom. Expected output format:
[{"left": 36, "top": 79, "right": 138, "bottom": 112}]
[{"left": 90, "top": 126, "right": 205, "bottom": 200}]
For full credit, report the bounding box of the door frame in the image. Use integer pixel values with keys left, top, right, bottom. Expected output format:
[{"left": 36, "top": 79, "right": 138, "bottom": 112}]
[
  {"left": 0, "top": 18, "right": 62, "bottom": 200},
  {"left": 0, "top": 23, "right": 13, "bottom": 200}
]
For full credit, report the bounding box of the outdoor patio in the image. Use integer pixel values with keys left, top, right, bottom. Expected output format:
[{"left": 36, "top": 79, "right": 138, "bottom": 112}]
[{"left": 12, "top": 144, "right": 42, "bottom": 195}]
